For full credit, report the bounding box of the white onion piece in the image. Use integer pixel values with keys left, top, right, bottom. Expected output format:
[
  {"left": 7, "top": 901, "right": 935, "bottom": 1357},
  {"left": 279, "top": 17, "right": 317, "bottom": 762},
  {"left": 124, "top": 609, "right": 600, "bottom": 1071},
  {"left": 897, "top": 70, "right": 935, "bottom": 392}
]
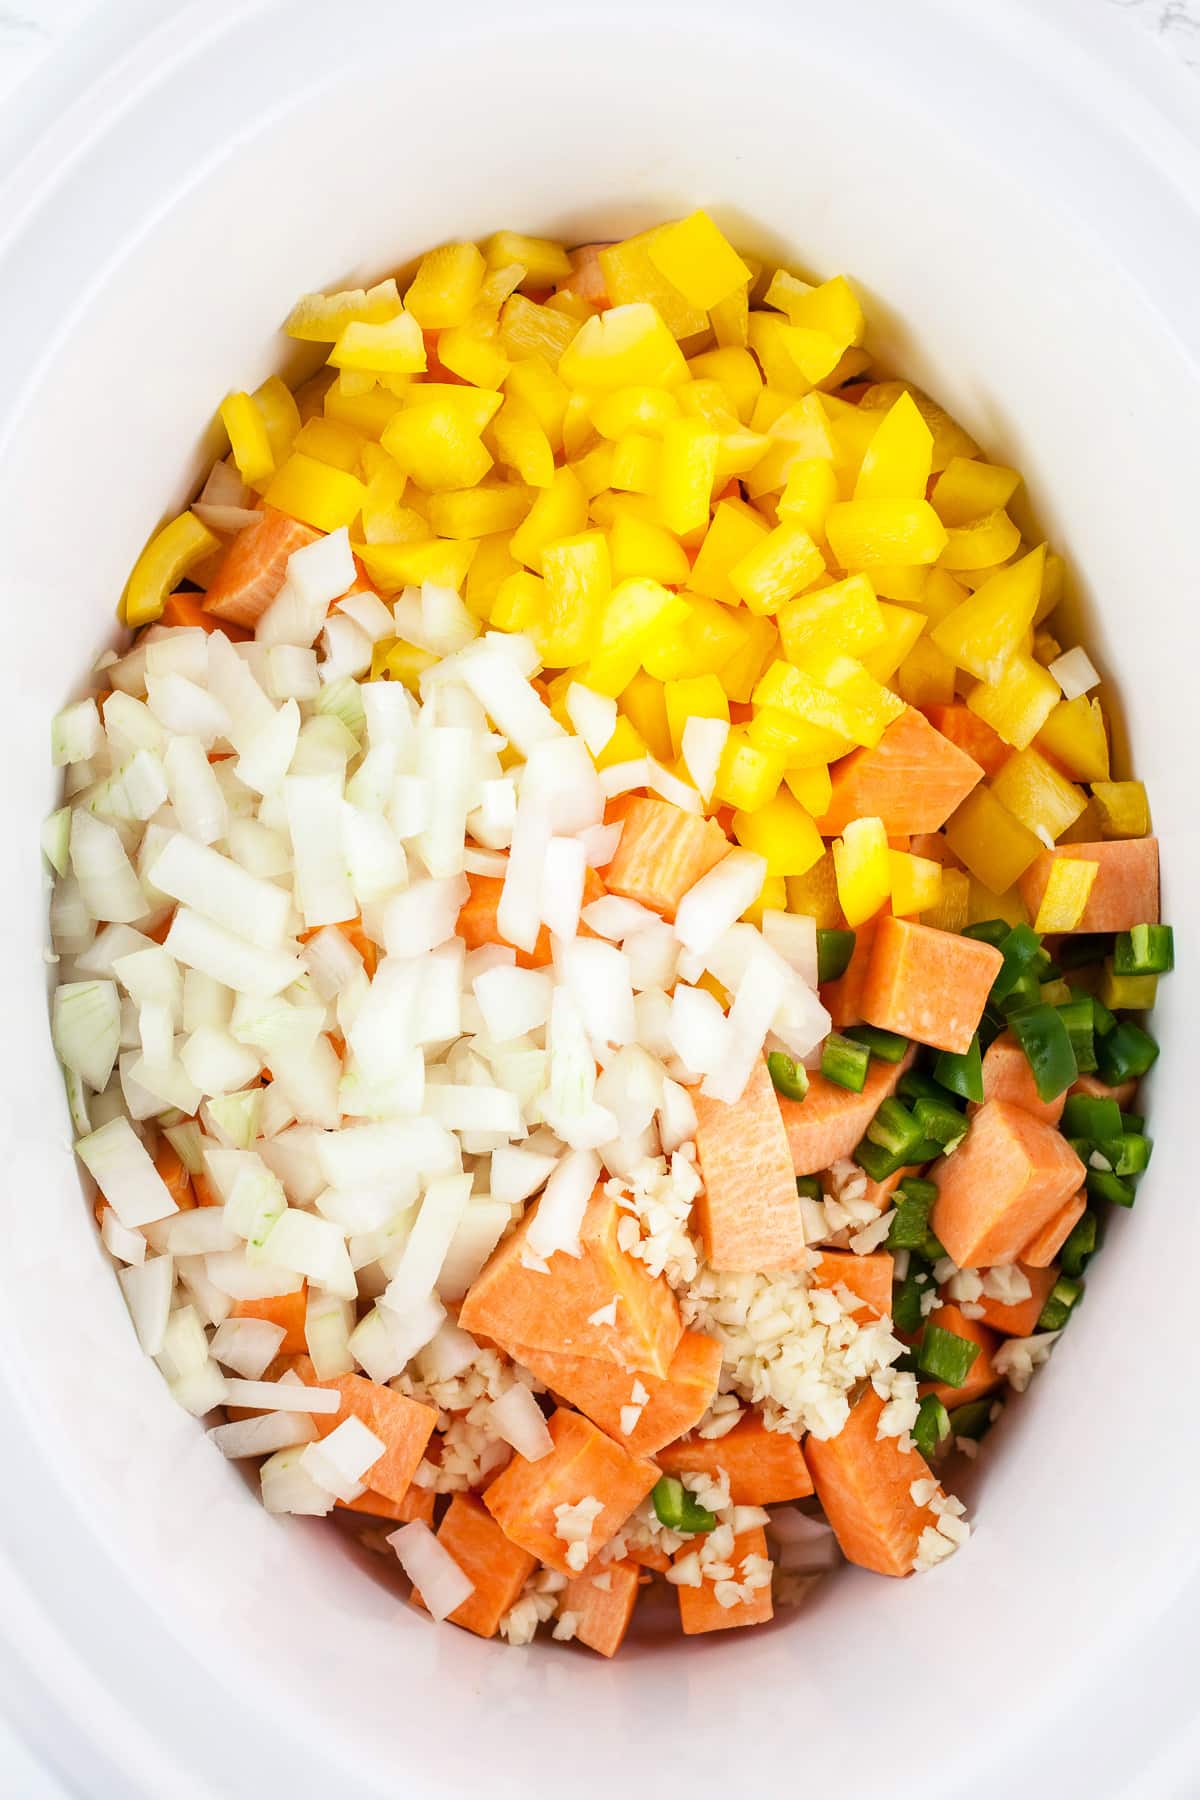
[
  {"left": 578, "top": 820, "right": 623, "bottom": 869},
  {"left": 472, "top": 965, "right": 553, "bottom": 1043},
  {"left": 316, "top": 1119, "right": 459, "bottom": 1193},
  {"left": 423, "top": 1085, "right": 523, "bottom": 1136},
  {"left": 525, "top": 1147, "right": 600, "bottom": 1261},
  {"left": 489, "top": 1384, "right": 554, "bottom": 1462},
  {"left": 681, "top": 716, "right": 729, "bottom": 805},
  {"left": 117, "top": 1254, "right": 174, "bottom": 1354},
  {"left": 1048, "top": 644, "right": 1100, "bottom": 700},
  {"left": 674, "top": 849, "right": 767, "bottom": 957},
  {"left": 437, "top": 1200, "right": 512, "bottom": 1301},
  {"left": 762, "top": 909, "right": 819, "bottom": 990},
  {"left": 417, "top": 725, "right": 473, "bottom": 879},
  {"left": 304, "top": 1290, "right": 356, "bottom": 1379},
  {"left": 266, "top": 644, "right": 321, "bottom": 702},
  {"left": 701, "top": 942, "right": 785, "bottom": 1104},
  {"left": 350, "top": 1293, "right": 445, "bottom": 1383},
  {"left": 150, "top": 832, "right": 291, "bottom": 949},
  {"left": 101, "top": 1207, "right": 146, "bottom": 1266},
  {"left": 164, "top": 907, "right": 303, "bottom": 998},
  {"left": 541, "top": 835, "right": 587, "bottom": 941},
  {"left": 204, "top": 1250, "right": 303, "bottom": 1301},
  {"left": 667, "top": 984, "right": 731, "bottom": 1078},
  {"left": 208, "top": 1317, "right": 287, "bottom": 1378},
  {"left": 388, "top": 1521, "right": 474, "bottom": 1622},
  {"left": 598, "top": 758, "right": 648, "bottom": 799},
  {"left": 565, "top": 682, "right": 617, "bottom": 755},
  {"left": 381, "top": 875, "right": 468, "bottom": 959},
  {"left": 644, "top": 758, "right": 702, "bottom": 814},
  {"left": 52, "top": 979, "right": 121, "bottom": 1092},
  {"left": 157, "top": 1207, "right": 239, "bottom": 1255},
  {"left": 657, "top": 1077, "right": 698, "bottom": 1153},
  {"left": 74, "top": 923, "right": 155, "bottom": 978},
  {"left": 383, "top": 1173, "right": 472, "bottom": 1313},
  {"left": 69, "top": 809, "right": 146, "bottom": 924},
  {"left": 223, "top": 1377, "right": 341, "bottom": 1414},
  {"left": 77, "top": 1116, "right": 179, "bottom": 1228},
  {"left": 336, "top": 589, "right": 394, "bottom": 642},
  {"left": 236, "top": 697, "right": 301, "bottom": 796},
  {"left": 284, "top": 773, "right": 355, "bottom": 929},
  {"left": 163, "top": 737, "right": 228, "bottom": 844},
  {"left": 458, "top": 648, "right": 563, "bottom": 755},
  {"left": 146, "top": 672, "right": 232, "bottom": 748},
  {"left": 51, "top": 698, "right": 104, "bottom": 766},
  {"left": 208, "top": 1411, "right": 318, "bottom": 1459},
  {"left": 557, "top": 938, "right": 636, "bottom": 1048},
  {"left": 300, "top": 1414, "right": 385, "bottom": 1501},
  {"left": 260, "top": 1445, "right": 337, "bottom": 1516}
]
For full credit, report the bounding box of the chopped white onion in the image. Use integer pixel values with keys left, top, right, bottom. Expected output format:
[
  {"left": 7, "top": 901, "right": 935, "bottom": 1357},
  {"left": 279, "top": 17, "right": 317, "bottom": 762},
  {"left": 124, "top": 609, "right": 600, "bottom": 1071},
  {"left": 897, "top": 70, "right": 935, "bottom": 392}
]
[
  {"left": 489, "top": 1384, "right": 554, "bottom": 1461},
  {"left": 117, "top": 1254, "right": 174, "bottom": 1355},
  {"left": 77, "top": 1116, "right": 179, "bottom": 1228},
  {"left": 388, "top": 1520, "right": 474, "bottom": 1621},
  {"left": 681, "top": 716, "right": 729, "bottom": 804},
  {"left": 525, "top": 1147, "right": 600, "bottom": 1261},
  {"left": 208, "top": 1410, "right": 318, "bottom": 1459},
  {"left": 209, "top": 1316, "right": 287, "bottom": 1378},
  {"left": 674, "top": 849, "right": 767, "bottom": 957}
]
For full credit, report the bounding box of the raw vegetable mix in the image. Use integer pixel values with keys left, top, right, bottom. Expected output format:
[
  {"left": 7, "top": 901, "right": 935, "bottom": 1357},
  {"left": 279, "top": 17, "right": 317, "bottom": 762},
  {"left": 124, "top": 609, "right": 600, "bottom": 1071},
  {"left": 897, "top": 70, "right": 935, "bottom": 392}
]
[{"left": 44, "top": 213, "right": 1168, "bottom": 1651}]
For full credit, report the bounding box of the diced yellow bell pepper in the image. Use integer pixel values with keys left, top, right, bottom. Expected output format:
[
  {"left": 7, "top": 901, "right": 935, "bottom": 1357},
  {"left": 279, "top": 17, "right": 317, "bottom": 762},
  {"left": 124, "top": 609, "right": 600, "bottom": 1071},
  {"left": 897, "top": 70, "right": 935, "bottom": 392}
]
[
  {"left": 359, "top": 442, "right": 408, "bottom": 525},
  {"left": 483, "top": 231, "right": 572, "bottom": 288},
  {"left": 426, "top": 482, "right": 531, "bottom": 540},
  {"left": 853, "top": 392, "right": 933, "bottom": 503},
  {"left": 921, "top": 866, "right": 970, "bottom": 933},
  {"left": 753, "top": 659, "right": 879, "bottom": 749},
  {"left": 595, "top": 714, "right": 648, "bottom": 770},
  {"left": 867, "top": 565, "right": 928, "bottom": 605},
  {"left": 690, "top": 500, "right": 770, "bottom": 605},
  {"left": 943, "top": 786, "right": 1042, "bottom": 891},
  {"left": 730, "top": 520, "right": 825, "bottom": 615},
  {"left": 1036, "top": 550, "right": 1066, "bottom": 625},
  {"left": 826, "top": 498, "right": 948, "bottom": 570},
  {"left": 640, "top": 592, "right": 740, "bottom": 680},
  {"left": 498, "top": 293, "right": 579, "bottom": 368},
  {"left": 748, "top": 706, "right": 850, "bottom": 768},
  {"left": 464, "top": 531, "right": 521, "bottom": 619},
  {"left": 785, "top": 852, "right": 841, "bottom": 929},
  {"left": 508, "top": 466, "right": 588, "bottom": 571},
  {"left": 1058, "top": 798, "right": 1104, "bottom": 845},
  {"left": 219, "top": 391, "right": 274, "bottom": 486},
  {"left": 285, "top": 278, "right": 403, "bottom": 342},
  {"left": 687, "top": 347, "right": 763, "bottom": 424},
  {"left": 1090, "top": 780, "right": 1150, "bottom": 840},
  {"left": 598, "top": 231, "right": 710, "bottom": 341},
  {"left": 470, "top": 262, "right": 526, "bottom": 329},
  {"left": 263, "top": 453, "right": 366, "bottom": 532},
  {"left": 858, "top": 381, "right": 978, "bottom": 473},
  {"left": 931, "top": 457, "right": 1021, "bottom": 526},
  {"left": 777, "top": 573, "right": 885, "bottom": 663},
  {"left": 537, "top": 531, "right": 611, "bottom": 668},
  {"left": 909, "top": 567, "right": 967, "bottom": 622},
  {"left": 435, "top": 325, "right": 510, "bottom": 390},
  {"left": 657, "top": 418, "right": 720, "bottom": 538},
  {"left": 967, "top": 878, "right": 1028, "bottom": 928},
  {"left": 714, "top": 427, "right": 771, "bottom": 490},
  {"left": 582, "top": 579, "right": 688, "bottom": 698},
  {"left": 573, "top": 442, "right": 617, "bottom": 500},
  {"left": 710, "top": 283, "right": 750, "bottom": 349},
  {"left": 748, "top": 313, "right": 844, "bottom": 396},
  {"left": 860, "top": 602, "right": 927, "bottom": 684},
  {"left": 745, "top": 396, "right": 837, "bottom": 500},
  {"left": 122, "top": 511, "right": 219, "bottom": 627},
  {"left": 590, "top": 386, "right": 681, "bottom": 440},
  {"left": 930, "top": 544, "right": 1045, "bottom": 680},
  {"left": 370, "top": 637, "right": 439, "bottom": 689},
  {"left": 619, "top": 670, "right": 673, "bottom": 762},
  {"left": 503, "top": 356, "right": 569, "bottom": 451},
  {"left": 990, "top": 746, "right": 1085, "bottom": 841},
  {"left": 833, "top": 817, "right": 891, "bottom": 927},
  {"left": 966, "top": 653, "right": 1058, "bottom": 750},
  {"left": 360, "top": 502, "right": 427, "bottom": 547},
  {"left": 558, "top": 303, "right": 689, "bottom": 391},
  {"left": 490, "top": 569, "right": 544, "bottom": 632},
  {"left": 609, "top": 512, "right": 690, "bottom": 585},
  {"left": 895, "top": 636, "right": 957, "bottom": 708},
  {"left": 733, "top": 788, "right": 824, "bottom": 878},
  {"left": 763, "top": 272, "right": 865, "bottom": 348},
  {"left": 814, "top": 392, "right": 881, "bottom": 488},
  {"left": 720, "top": 613, "right": 779, "bottom": 705},
  {"left": 1035, "top": 695, "right": 1110, "bottom": 783},
  {"left": 403, "top": 243, "right": 485, "bottom": 329},
  {"left": 647, "top": 210, "right": 752, "bottom": 311},
  {"left": 610, "top": 432, "right": 661, "bottom": 495},
  {"left": 1033, "top": 629, "right": 1062, "bottom": 668},
  {"left": 491, "top": 395, "right": 555, "bottom": 489},
  {"left": 356, "top": 537, "right": 478, "bottom": 593},
  {"left": 889, "top": 850, "right": 944, "bottom": 917},
  {"left": 1099, "top": 961, "right": 1158, "bottom": 1011},
  {"left": 808, "top": 650, "right": 907, "bottom": 741},
  {"left": 329, "top": 311, "right": 427, "bottom": 374},
  {"left": 251, "top": 375, "right": 302, "bottom": 469},
  {"left": 380, "top": 411, "right": 492, "bottom": 495},
  {"left": 712, "top": 727, "right": 784, "bottom": 812},
  {"left": 664, "top": 674, "right": 729, "bottom": 757},
  {"left": 784, "top": 762, "right": 832, "bottom": 817},
  {"left": 750, "top": 390, "right": 795, "bottom": 435},
  {"left": 741, "top": 874, "right": 788, "bottom": 928},
  {"left": 322, "top": 381, "right": 404, "bottom": 440},
  {"left": 777, "top": 458, "right": 840, "bottom": 539},
  {"left": 938, "top": 508, "right": 1022, "bottom": 572},
  {"left": 293, "top": 416, "right": 369, "bottom": 473},
  {"left": 1033, "top": 858, "right": 1100, "bottom": 934}
]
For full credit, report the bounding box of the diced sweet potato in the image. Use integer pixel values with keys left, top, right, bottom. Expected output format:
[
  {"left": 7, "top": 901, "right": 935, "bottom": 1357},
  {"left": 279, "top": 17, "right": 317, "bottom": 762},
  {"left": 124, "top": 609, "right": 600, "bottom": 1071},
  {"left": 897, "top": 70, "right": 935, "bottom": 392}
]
[
  {"left": 675, "top": 1527, "right": 774, "bottom": 1634},
  {"left": 803, "top": 1386, "right": 944, "bottom": 1578},
  {"left": 693, "top": 1058, "right": 806, "bottom": 1271},
  {"left": 1017, "top": 838, "right": 1159, "bottom": 933},
  {"left": 1022, "top": 1188, "right": 1086, "bottom": 1268},
  {"left": 626, "top": 1541, "right": 671, "bottom": 1573},
  {"left": 290, "top": 1357, "right": 436, "bottom": 1505},
  {"left": 506, "top": 1330, "right": 722, "bottom": 1456},
  {"left": 482, "top": 1409, "right": 659, "bottom": 1577},
  {"left": 973, "top": 1030, "right": 1066, "bottom": 1126},
  {"left": 655, "top": 1412, "right": 813, "bottom": 1504},
  {"left": 458, "top": 868, "right": 605, "bottom": 968},
  {"left": 816, "top": 706, "right": 983, "bottom": 835},
  {"left": 336, "top": 1484, "right": 436, "bottom": 1526},
  {"left": 860, "top": 915, "right": 1003, "bottom": 1054},
  {"left": 860, "top": 1164, "right": 923, "bottom": 1212},
  {"left": 563, "top": 1559, "right": 641, "bottom": 1656},
  {"left": 920, "top": 1301, "right": 1001, "bottom": 1410},
  {"left": 931, "top": 1099, "right": 1086, "bottom": 1267},
  {"left": 202, "top": 507, "right": 321, "bottom": 628},
  {"left": 459, "top": 1186, "right": 683, "bottom": 1379},
  {"left": 971, "top": 1264, "right": 1057, "bottom": 1337},
  {"left": 820, "top": 916, "right": 876, "bottom": 1029},
  {"left": 1068, "top": 1071, "right": 1138, "bottom": 1110},
  {"left": 231, "top": 1284, "right": 308, "bottom": 1356},
  {"left": 923, "top": 702, "right": 1010, "bottom": 777},
  {"left": 809, "top": 1249, "right": 894, "bottom": 1319},
  {"left": 432, "top": 1494, "right": 538, "bottom": 1638},
  {"left": 777, "top": 1046, "right": 913, "bottom": 1177},
  {"left": 603, "top": 795, "right": 732, "bottom": 920}
]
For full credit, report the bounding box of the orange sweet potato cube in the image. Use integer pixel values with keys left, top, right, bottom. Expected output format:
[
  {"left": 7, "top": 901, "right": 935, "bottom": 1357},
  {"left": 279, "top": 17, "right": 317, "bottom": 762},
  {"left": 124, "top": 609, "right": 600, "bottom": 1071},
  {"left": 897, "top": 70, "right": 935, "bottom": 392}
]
[
  {"left": 1022, "top": 1187, "right": 1086, "bottom": 1268},
  {"left": 808, "top": 1249, "right": 894, "bottom": 1320},
  {"left": 931, "top": 1099, "right": 1086, "bottom": 1267},
  {"left": 290, "top": 1358, "right": 436, "bottom": 1505},
  {"left": 776, "top": 1047, "right": 913, "bottom": 1177},
  {"left": 1018, "top": 838, "right": 1158, "bottom": 934},
  {"left": 434, "top": 1494, "right": 539, "bottom": 1639},
  {"left": 693, "top": 1058, "right": 806, "bottom": 1271},
  {"left": 655, "top": 1411, "right": 813, "bottom": 1504},
  {"left": 507, "top": 1330, "right": 722, "bottom": 1457},
  {"left": 804, "top": 1387, "right": 944, "bottom": 1578},
  {"left": 975, "top": 1030, "right": 1066, "bottom": 1126},
  {"left": 919, "top": 1301, "right": 1002, "bottom": 1410},
  {"left": 860, "top": 915, "right": 1003, "bottom": 1054},
  {"left": 563, "top": 1558, "right": 642, "bottom": 1657},
  {"left": 816, "top": 706, "right": 983, "bottom": 836},
  {"left": 603, "top": 795, "right": 732, "bottom": 920},
  {"left": 482, "top": 1409, "right": 659, "bottom": 1577},
  {"left": 971, "top": 1264, "right": 1057, "bottom": 1337},
  {"left": 675, "top": 1527, "right": 775, "bottom": 1634}
]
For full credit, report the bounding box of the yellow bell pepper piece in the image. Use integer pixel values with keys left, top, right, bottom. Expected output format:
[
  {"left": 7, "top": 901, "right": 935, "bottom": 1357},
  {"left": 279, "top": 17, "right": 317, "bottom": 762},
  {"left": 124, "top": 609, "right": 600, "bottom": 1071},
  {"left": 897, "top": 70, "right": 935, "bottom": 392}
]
[
  {"left": 930, "top": 544, "right": 1045, "bottom": 680},
  {"left": 354, "top": 537, "right": 477, "bottom": 594},
  {"left": 712, "top": 728, "right": 784, "bottom": 813},
  {"left": 323, "top": 382, "right": 403, "bottom": 440},
  {"left": 777, "top": 573, "right": 885, "bottom": 662},
  {"left": 285, "top": 278, "right": 403, "bottom": 342},
  {"left": 573, "top": 442, "right": 616, "bottom": 500},
  {"left": 991, "top": 746, "right": 1086, "bottom": 841},
  {"left": 1036, "top": 550, "right": 1066, "bottom": 625},
  {"left": 657, "top": 418, "right": 720, "bottom": 537},
  {"left": 435, "top": 326, "right": 510, "bottom": 390},
  {"left": 663, "top": 675, "right": 729, "bottom": 758},
  {"left": 748, "top": 706, "right": 850, "bottom": 769},
  {"left": 590, "top": 386, "right": 681, "bottom": 440},
  {"left": 503, "top": 356, "right": 569, "bottom": 451},
  {"left": 598, "top": 231, "right": 709, "bottom": 341},
  {"left": 939, "top": 508, "right": 1022, "bottom": 571},
  {"left": 1091, "top": 780, "right": 1150, "bottom": 840},
  {"left": 889, "top": 850, "right": 943, "bottom": 918},
  {"left": 219, "top": 391, "right": 274, "bottom": 486},
  {"left": 943, "top": 786, "right": 1042, "bottom": 892},
  {"left": 783, "top": 762, "right": 832, "bottom": 817},
  {"left": 730, "top": 520, "right": 825, "bottom": 615},
  {"left": 859, "top": 602, "right": 926, "bottom": 684},
  {"left": 608, "top": 512, "right": 690, "bottom": 585},
  {"left": 719, "top": 613, "right": 779, "bottom": 705},
  {"left": 490, "top": 570, "right": 544, "bottom": 632},
  {"left": 359, "top": 442, "right": 408, "bottom": 515},
  {"left": 263, "top": 453, "right": 366, "bottom": 532},
  {"left": 733, "top": 788, "right": 823, "bottom": 878},
  {"left": 687, "top": 347, "right": 763, "bottom": 424},
  {"left": 491, "top": 395, "right": 555, "bottom": 489},
  {"left": 907, "top": 567, "right": 966, "bottom": 622},
  {"left": 537, "top": 531, "right": 611, "bottom": 667},
  {"left": 763, "top": 272, "right": 865, "bottom": 348},
  {"left": 370, "top": 638, "right": 439, "bottom": 689},
  {"left": 748, "top": 314, "right": 844, "bottom": 396},
  {"left": 619, "top": 670, "right": 673, "bottom": 763},
  {"left": 595, "top": 714, "right": 648, "bottom": 770},
  {"left": 293, "top": 416, "right": 369, "bottom": 473},
  {"left": 931, "top": 457, "right": 1021, "bottom": 526},
  {"left": 895, "top": 636, "right": 956, "bottom": 708},
  {"left": 509, "top": 466, "right": 588, "bottom": 571},
  {"left": 403, "top": 243, "right": 485, "bottom": 329},
  {"left": 689, "top": 500, "right": 770, "bottom": 606},
  {"left": 710, "top": 283, "right": 750, "bottom": 349},
  {"left": 329, "top": 311, "right": 427, "bottom": 375},
  {"left": 382, "top": 389, "right": 501, "bottom": 492},
  {"left": 464, "top": 531, "right": 521, "bottom": 619},
  {"left": 921, "top": 866, "right": 970, "bottom": 933},
  {"left": 753, "top": 656, "right": 901, "bottom": 749},
  {"left": 1098, "top": 960, "right": 1158, "bottom": 1011},
  {"left": 833, "top": 817, "right": 891, "bottom": 927},
  {"left": 777, "top": 458, "right": 839, "bottom": 540},
  {"left": 559, "top": 303, "right": 689, "bottom": 391},
  {"left": 360, "top": 501, "right": 427, "bottom": 547},
  {"left": 741, "top": 874, "right": 788, "bottom": 929},
  {"left": 251, "top": 375, "right": 302, "bottom": 469},
  {"left": 610, "top": 433, "right": 661, "bottom": 495},
  {"left": 786, "top": 852, "right": 841, "bottom": 929},
  {"left": 967, "top": 879, "right": 1028, "bottom": 928},
  {"left": 498, "top": 294, "right": 580, "bottom": 368},
  {"left": 859, "top": 381, "right": 978, "bottom": 473},
  {"left": 826, "top": 498, "right": 948, "bottom": 570},
  {"left": 1035, "top": 696, "right": 1110, "bottom": 783},
  {"left": 853, "top": 392, "right": 933, "bottom": 503},
  {"left": 483, "top": 231, "right": 572, "bottom": 287},
  {"left": 1033, "top": 859, "right": 1100, "bottom": 934},
  {"left": 427, "top": 482, "right": 531, "bottom": 540},
  {"left": 967, "top": 653, "right": 1059, "bottom": 750},
  {"left": 744, "top": 395, "right": 836, "bottom": 500},
  {"left": 647, "top": 210, "right": 752, "bottom": 311},
  {"left": 123, "top": 511, "right": 219, "bottom": 627}
]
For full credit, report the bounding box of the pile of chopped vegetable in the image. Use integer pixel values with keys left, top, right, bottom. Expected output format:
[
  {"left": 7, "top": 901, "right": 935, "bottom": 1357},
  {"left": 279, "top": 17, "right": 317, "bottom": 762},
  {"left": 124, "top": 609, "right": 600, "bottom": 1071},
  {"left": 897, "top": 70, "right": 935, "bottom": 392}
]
[{"left": 45, "top": 213, "right": 1168, "bottom": 1653}]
